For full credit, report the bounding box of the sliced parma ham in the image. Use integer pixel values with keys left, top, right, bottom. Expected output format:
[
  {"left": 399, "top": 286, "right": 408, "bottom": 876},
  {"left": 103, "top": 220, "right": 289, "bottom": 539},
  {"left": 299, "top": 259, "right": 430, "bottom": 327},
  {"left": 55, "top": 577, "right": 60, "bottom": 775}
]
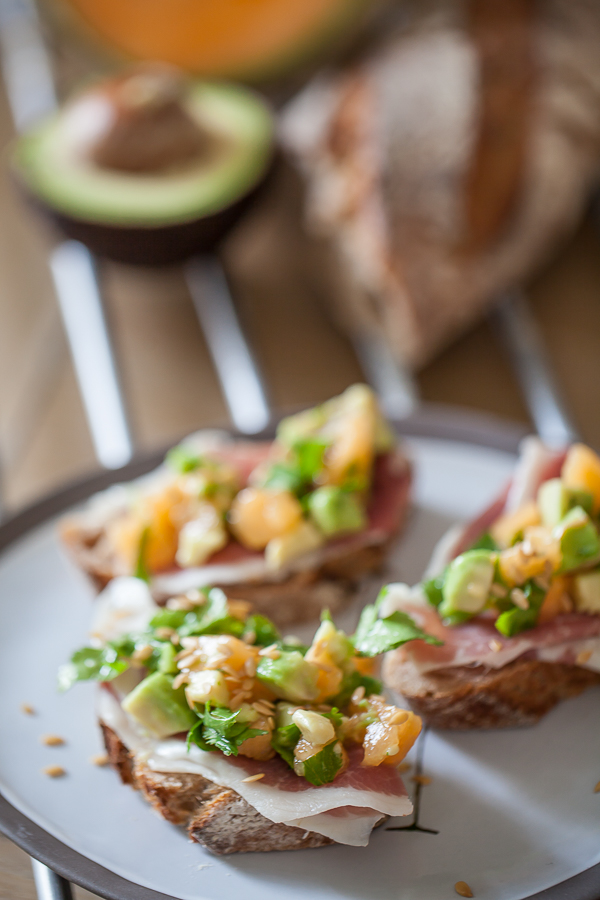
[{"left": 98, "top": 689, "right": 412, "bottom": 847}]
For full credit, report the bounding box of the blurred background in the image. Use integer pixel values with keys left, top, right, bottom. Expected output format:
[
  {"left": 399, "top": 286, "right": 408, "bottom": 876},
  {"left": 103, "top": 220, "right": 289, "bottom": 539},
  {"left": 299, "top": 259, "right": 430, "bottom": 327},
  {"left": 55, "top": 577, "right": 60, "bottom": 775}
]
[{"left": 2, "top": 0, "right": 600, "bottom": 894}]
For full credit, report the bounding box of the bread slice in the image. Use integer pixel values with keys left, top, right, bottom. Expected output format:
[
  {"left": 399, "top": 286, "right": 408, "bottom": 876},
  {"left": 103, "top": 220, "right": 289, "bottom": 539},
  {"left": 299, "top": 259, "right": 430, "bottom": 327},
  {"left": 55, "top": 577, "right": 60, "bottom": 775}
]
[
  {"left": 382, "top": 654, "right": 600, "bottom": 729},
  {"left": 100, "top": 723, "right": 333, "bottom": 854},
  {"left": 62, "top": 521, "right": 396, "bottom": 627}
]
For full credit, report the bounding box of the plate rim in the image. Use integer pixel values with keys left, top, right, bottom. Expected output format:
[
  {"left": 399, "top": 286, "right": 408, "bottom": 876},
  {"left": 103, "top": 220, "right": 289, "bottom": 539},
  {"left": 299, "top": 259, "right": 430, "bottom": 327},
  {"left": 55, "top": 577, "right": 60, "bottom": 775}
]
[{"left": 1, "top": 409, "right": 596, "bottom": 900}]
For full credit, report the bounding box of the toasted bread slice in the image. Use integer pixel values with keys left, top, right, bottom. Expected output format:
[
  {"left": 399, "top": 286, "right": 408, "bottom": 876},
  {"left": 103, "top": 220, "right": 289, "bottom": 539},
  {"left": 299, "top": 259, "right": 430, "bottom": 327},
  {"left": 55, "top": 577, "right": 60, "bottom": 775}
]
[
  {"left": 100, "top": 723, "right": 333, "bottom": 854},
  {"left": 382, "top": 654, "right": 600, "bottom": 729}
]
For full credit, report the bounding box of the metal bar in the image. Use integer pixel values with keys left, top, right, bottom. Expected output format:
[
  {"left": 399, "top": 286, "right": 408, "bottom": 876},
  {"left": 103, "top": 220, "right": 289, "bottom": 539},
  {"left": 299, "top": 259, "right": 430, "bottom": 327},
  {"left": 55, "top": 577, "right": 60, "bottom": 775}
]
[
  {"left": 491, "top": 287, "right": 580, "bottom": 446},
  {"left": 352, "top": 331, "right": 419, "bottom": 421},
  {"left": 31, "top": 858, "right": 73, "bottom": 900},
  {"left": 50, "top": 242, "right": 133, "bottom": 469},
  {"left": 186, "top": 256, "right": 271, "bottom": 435}
]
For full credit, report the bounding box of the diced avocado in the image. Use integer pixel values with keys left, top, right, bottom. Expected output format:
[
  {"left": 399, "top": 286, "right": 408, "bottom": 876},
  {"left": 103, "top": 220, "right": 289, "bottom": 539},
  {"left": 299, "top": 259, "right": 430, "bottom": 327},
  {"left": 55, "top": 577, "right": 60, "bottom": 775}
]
[
  {"left": 275, "top": 702, "right": 298, "bottom": 729},
  {"left": 265, "top": 520, "right": 324, "bottom": 570},
  {"left": 307, "top": 617, "right": 353, "bottom": 666},
  {"left": 121, "top": 672, "right": 197, "bottom": 738},
  {"left": 438, "top": 550, "right": 495, "bottom": 619},
  {"left": 573, "top": 569, "right": 600, "bottom": 614},
  {"left": 555, "top": 507, "right": 600, "bottom": 573},
  {"left": 538, "top": 479, "right": 570, "bottom": 529},
  {"left": 277, "top": 407, "right": 328, "bottom": 448},
  {"left": 307, "top": 486, "right": 366, "bottom": 537},
  {"left": 157, "top": 642, "right": 178, "bottom": 675},
  {"left": 538, "top": 479, "right": 595, "bottom": 529},
  {"left": 256, "top": 651, "right": 319, "bottom": 703}
]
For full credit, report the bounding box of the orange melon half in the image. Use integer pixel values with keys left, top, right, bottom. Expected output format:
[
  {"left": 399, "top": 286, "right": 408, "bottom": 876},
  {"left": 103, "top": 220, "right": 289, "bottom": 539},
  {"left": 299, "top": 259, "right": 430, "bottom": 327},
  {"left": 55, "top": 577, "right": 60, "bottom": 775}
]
[{"left": 53, "top": 0, "right": 370, "bottom": 81}]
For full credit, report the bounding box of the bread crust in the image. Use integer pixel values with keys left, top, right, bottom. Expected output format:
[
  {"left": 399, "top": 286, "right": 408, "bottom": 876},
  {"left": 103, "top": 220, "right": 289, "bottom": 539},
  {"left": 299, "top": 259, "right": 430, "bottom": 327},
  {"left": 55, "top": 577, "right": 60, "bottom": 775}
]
[
  {"left": 382, "top": 653, "right": 600, "bottom": 729},
  {"left": 61, "top": 524, "right": 394, "bottom": 627},
  {"left": 101, "top": 722, "right": 332, "bottom": 854}
]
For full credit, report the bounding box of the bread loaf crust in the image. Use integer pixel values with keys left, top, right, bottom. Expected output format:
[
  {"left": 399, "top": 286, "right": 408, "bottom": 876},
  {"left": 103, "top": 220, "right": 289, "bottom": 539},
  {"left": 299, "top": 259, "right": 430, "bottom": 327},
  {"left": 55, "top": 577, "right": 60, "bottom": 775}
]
[
  {"left": 100, "top": 722, "right": 333, "bottom": 854},
  {"left": 382, "top": 654, "right": 600, "bottom": 729}
]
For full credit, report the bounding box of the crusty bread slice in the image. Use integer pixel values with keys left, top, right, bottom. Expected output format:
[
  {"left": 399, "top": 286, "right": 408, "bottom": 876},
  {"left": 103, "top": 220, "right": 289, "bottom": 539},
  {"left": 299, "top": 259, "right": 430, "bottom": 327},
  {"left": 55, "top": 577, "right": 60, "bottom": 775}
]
[
  {"left": 382, "top": 654, "right": 600, "bottom": 729},
  {"left": 62, "top": 522, "right": 394, "bottom": 626},
  {"left": 100, "top": 723, "right": 333, "bottom": 854}
]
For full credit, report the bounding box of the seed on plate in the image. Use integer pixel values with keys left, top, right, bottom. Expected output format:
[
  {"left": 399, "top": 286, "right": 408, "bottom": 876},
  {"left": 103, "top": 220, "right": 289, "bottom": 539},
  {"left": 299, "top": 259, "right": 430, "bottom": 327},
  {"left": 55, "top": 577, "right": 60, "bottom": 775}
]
[
  {"left": 241, "top": 773, "right": 265, "bottom": 783},
  {"left": 21, "top": 703, "right": 35, "bottom": 715},
  {"left": 594, "top": 780, "right": 600, "bottom": 793},
  {"left": 90, "top": 754, "right": 109, "bottom": 766},
  {"left": 43, "top": 765, "right": 66, "bottom": 778},
  {"left": 411, "top": 775, "right": 432, "bottom": 786},
  {"left": 455, "top": 882, "right": 473, "bottom": 897},
  {"left": 41, "top": 734, "right": 65, "bottom": 747},
  {"left": 488, "top": 639, "right": 503, "bottom": 652}
]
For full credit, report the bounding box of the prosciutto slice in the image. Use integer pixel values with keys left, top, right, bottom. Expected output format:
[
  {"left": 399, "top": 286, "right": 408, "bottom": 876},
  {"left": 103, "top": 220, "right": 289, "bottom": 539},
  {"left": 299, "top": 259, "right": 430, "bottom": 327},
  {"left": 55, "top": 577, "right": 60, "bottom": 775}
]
[
  {"left": 98, "top": 690, "right": 412, "bottom": 847},
  {"left": 387, "top": 438, "right": 600, "bottom": 675}
]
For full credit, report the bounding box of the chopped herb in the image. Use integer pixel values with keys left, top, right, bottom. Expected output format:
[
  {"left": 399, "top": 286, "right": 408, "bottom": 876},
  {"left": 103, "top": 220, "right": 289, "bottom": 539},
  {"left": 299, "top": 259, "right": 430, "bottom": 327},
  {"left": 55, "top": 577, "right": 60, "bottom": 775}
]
[
  {"left": 329, "top": 669, "right": 382, "bottom": 707},
  {"left": 150, "top": 608, "right": 188, "bottom": 631},
  {"left": 165, "top": 445, "right": 204, "bottom": 474},
  {"left": 271, "top": 722, "right": 301, "bottom": 768},
  {"left": 302, "top": 741, "right": 344, "bottom": 786},
  {"left": 353, "top": 605, "right": 443, "bottom": 657},
  {"left": 422, "top": 573, "right": 446, "bottom": 608},
  {"left": 470, "top": 532, "right": 499, "bottom": 552},
  {"left": 186, "top": 704, "right": 265, "bottom": 756},
  {"left": 495, "top": 581, "right": 546, "bottom": 637},
  {"left": 243, "top": 614, "right": 280, "bottom": 647},
  {"left": 178, "top": 588, "right": 244, "bottom": 638},
  {"left": 134, "top": 527, "right": 151, "bottom": 582},
  {"left": 57, "top": 646, "right": 129, "bottom": 691}
]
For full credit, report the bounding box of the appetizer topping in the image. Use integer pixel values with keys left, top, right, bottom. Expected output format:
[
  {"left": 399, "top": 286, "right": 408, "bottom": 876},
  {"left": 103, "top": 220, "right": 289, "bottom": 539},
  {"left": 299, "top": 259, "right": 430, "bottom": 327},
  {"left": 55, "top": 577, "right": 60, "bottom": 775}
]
[
  {"left": 60, "top": 583, "right": 437, "bottom": 786},
  {"left": 43, "top": 766, "right": 66, "bottom": 778},
  {"left": 90, "top": 754, "right": 109, "bottom": 766},
  {"left": 406, "top": 442, "right": 600, "bottom": 637},
  {"left": 40, "top": 735, "right": 65, "bottom": 746},
  {"left": 97, "top": 385, "right": 401, "bottom": 578},
  {"left": 455, "top": 882, "right": 474, "bottom": 898}
]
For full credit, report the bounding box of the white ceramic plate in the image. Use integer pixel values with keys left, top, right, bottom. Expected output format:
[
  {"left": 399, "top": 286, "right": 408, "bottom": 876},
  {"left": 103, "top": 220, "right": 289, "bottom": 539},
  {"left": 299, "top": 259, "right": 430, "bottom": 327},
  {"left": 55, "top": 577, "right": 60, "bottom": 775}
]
[{"left": 1, "top": 428, "right": 599, "bottom": 900}]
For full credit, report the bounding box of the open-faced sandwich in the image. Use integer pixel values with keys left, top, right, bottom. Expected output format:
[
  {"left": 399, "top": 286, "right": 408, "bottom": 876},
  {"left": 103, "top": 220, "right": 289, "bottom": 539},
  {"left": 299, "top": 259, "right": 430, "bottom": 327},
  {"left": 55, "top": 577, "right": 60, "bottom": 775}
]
[
  {"left": 59, "top": 577, "right": 438, "bottom": 853},
  {"left": 382, "top": 438, "right": 600, "bottom": 728},
  {"left": 62, "top": 385, "right": 411, "bottom": 626}
]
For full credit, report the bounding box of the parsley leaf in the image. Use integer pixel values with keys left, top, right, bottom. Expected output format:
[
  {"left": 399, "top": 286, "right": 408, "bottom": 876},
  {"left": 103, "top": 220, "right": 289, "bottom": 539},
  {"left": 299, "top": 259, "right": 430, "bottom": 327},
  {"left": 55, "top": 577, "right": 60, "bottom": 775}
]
[
  {"left": 178, "top": 588, "right": 244, "bottom": 638},
  {"left": 302, "top": 741, "right": 344, "bottom": 786},
  {"left": 57, "top": 646, "right": 129, "bottom": 691},
  {"left": 165, "top": 445, "right": 204, "bottom": 474},
  {"left": 329, "top": 669, "right": 382, "bottom": 706},
  {"left": 353, "top": 605, "right": 443, "bottom": 656},
  {"left": 134, "top": 527, "right": 151, "bottom": 582},
  {"left": 186, "top": 704, "right": 266, "bottom": 756},
  {"left": 495, "top": 581, "right": 546, "bottom": 637},
  {"left": 271, "top": 722, "right": 301, "bottom": 768},
  {"left": 243, "top": 614, "right": 280, "bottom": 647}
]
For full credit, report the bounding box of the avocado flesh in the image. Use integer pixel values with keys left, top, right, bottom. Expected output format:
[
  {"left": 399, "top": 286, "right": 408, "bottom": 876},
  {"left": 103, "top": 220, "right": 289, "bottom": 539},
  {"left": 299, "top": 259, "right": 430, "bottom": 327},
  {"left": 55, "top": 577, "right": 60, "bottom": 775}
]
[
  {"left": 256, "top": 651, "right": 319, "bottom": 703},
  {"left": 439, "top": 550, "right": 495, "bottom": 619},
  {"left": 555, "top": 507, "right": 600, "bottom": 573},
  {"left": 122, "top": 672, "right": 197, "bottom": 738},
  {"left": 14, "top": 82, "right": 273, "bottom": 229}
]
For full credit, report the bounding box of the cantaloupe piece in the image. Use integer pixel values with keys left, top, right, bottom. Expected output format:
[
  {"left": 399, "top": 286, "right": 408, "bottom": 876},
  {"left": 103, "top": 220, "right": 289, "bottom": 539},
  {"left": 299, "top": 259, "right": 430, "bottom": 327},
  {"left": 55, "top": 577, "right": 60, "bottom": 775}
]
[
  {"left": 562, "top": 444, "right": 600, "bottom": 513},
  {"left": 53, "top": 0, "right": 371, "bottom": 81}
]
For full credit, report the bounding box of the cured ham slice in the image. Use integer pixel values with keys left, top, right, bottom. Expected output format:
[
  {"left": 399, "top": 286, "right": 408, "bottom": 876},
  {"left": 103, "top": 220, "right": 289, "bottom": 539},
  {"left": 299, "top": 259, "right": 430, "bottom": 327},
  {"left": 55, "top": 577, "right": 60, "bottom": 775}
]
[{"left": 98, "top": 689, "right": 412, "bottom": 847}]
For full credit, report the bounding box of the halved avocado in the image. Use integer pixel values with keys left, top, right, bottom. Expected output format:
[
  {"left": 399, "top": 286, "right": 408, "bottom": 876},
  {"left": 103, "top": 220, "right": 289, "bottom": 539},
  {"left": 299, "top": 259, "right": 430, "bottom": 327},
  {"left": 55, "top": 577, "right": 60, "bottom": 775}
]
[{"left": 14, "top": 78, "right": 275, "bottom": 264}]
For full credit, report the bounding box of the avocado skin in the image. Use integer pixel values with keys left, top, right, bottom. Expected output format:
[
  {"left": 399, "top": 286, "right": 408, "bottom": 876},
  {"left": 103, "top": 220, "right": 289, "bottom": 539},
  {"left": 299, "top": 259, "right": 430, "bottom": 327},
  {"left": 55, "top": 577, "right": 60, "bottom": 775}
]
[{"left": 23, "top": 163, "right": 274, "bottom": 265}]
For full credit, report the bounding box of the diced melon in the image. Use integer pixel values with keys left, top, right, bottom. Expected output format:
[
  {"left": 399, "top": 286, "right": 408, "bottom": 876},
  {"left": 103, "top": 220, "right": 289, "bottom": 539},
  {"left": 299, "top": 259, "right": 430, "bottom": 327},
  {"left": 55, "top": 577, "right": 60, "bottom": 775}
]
[
  {"left": 490, "top": 500, "right": 540, "bottom": 549},
  {"left": 562, "top": 444, "right": 600, "bottom": 513},
  {"left": 538, "top": 577, "right": 572, "bottom": 624},
  {"left": 573, "top": 569, "right": 600, "bottom": 614}
]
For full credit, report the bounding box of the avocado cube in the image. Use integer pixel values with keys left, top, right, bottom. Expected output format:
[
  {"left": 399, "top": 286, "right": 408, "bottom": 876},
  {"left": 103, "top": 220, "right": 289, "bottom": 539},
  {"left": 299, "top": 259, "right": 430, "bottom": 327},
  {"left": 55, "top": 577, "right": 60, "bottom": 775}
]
[
  {"left": 438, "top": 550, "right": 495, "bottom": 619},
  {"left": 121, "top": 672, "right": 197, "bottom": 738},
  {"left": 555, "top": 507, "right": 600, "bottom": 573},
  {"left": 538, "top": 478, "right": 594, "bottom": 528},
  {"left": 307, "top": 486, "right": 366, "bottom": 537},
  {"left": 574, "top": 569, "right": 600, "bottom": 614},
  {"left": 256, "top": 651, "right": 319, "bottom": 703}
]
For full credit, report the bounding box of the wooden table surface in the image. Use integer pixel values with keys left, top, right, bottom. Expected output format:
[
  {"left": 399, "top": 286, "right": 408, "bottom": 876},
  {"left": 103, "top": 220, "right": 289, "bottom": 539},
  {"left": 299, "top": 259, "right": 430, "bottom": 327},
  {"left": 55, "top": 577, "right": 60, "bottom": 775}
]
[{"left": 2, "top": 67, "right": 600, "bottom": 898}]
